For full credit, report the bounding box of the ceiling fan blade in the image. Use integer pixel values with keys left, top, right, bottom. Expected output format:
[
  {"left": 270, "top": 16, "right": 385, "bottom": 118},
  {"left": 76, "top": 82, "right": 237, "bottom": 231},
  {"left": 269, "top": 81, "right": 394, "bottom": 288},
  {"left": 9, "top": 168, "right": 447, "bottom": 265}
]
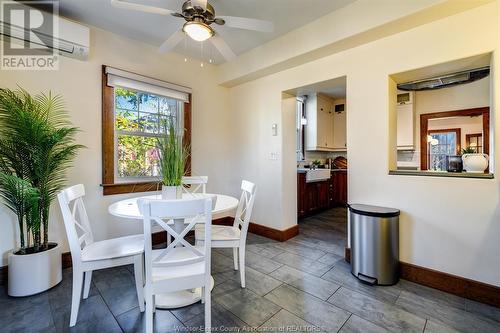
[
  {"left": 218, "top": 16, "right": 274, "bottom": 32},
  {"left": 110, "top": 0, "right": 175, "bottom": 15},
  {"left": 210, "top": 35, "right": 236, "bottom": 62},
  {"left": 191, "top": 0, "right": 208, "bottom": 10},
  {"left": 159, "top": 31, "right": 185, "bottom": 53}
]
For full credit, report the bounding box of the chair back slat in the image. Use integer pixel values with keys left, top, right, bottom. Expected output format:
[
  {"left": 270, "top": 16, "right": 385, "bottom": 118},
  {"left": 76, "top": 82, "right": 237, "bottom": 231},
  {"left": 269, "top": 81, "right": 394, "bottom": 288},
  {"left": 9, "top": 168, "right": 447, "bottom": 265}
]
[
  {"left": 233, "top": 181, "right": 257, "bottom": 236},
  {"left": 57, "top": 184, "right": 95, "bottom": 265},
  {"left": 140, "top": 198, "right": 212, "bottom": 278},
  {"left": 182, "top": 176, "right": 208, "bottom": 194}
]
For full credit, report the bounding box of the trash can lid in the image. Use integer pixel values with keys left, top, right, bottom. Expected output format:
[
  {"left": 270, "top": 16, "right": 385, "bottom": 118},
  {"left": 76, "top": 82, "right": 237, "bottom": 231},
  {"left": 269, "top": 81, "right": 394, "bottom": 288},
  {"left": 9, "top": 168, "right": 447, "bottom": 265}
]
[{"left": 349, "top": 204, "right": 400, "bottom": 218}]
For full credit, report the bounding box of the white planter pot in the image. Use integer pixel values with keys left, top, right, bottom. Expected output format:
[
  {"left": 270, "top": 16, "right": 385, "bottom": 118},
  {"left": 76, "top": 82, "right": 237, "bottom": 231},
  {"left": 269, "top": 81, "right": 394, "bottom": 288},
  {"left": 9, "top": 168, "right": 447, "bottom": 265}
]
[
  {"left": 8, "top": 242, "right": 62, "bottom": 297},
  {"left": 462, "top": 153, "right": 489, "bottom": 173},
  {"left": 161, "top": 185, "right": 182, "bottom": 199}
]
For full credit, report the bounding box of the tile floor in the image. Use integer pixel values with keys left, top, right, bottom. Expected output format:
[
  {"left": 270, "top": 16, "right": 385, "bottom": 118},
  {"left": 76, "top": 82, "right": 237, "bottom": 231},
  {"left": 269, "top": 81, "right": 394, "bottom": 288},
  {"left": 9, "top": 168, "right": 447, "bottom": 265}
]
[{"left": 1, "top": 208, "right": 500, "bottom": 332}]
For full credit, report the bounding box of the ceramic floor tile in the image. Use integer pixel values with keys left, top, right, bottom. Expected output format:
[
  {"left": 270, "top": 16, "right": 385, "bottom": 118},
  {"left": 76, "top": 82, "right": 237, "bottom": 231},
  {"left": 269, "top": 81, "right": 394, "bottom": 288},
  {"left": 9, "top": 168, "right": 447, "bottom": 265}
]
[
  {"left": 465, "top": 299, "right": 500, "bottom": 323},
  {"left": 52, "top": 294, "right": 122, "bottom": 333},
  {"left": 270, "top": 265, "right": 340, "bottom": 300},
  {"left": 339, "top": 315, "right": 390, "bottom": 333},
  {"left": 100, "top": 284, "right": 142, "bottom": 317},
  {"left": 396, "top": 290, "right": 500, "bottom": 333},
  {"left": 216, "top": 288, "right": 281, "bottom": 327},
  {"left": 321, "top": 260, "right": 401, "bottom": 304},
  {"left": 328, "top": 287, "right": 425, "bottom": 333},
  {"left": 398, "top": 279, "right": 466, "bottom": 310},
  {"left": 272, "top": 252, "right": 333, "bottom": 277},
  {"left": 423, "top": 320, "right": 461, "bottom": 333},
  {"left": 218, "top": 266, "right": 282, "bottom": 296},
  {"left": 183, "top": 302, "right": 251, "bottom": 332},
  {"left": 117, "top": 306, "right": 184, "bottom": 333},
  {"left": 270, "top": 239, "right": 327, "bottom": 260},
  {"left": 259, "top": 309, "right": 325, "bottom": 333},
  {"left": 244, "top": 251, "right": 283, "bottom": 274},
  {"left": 264, "top": 284, "right": 350, "bottom": 333}
]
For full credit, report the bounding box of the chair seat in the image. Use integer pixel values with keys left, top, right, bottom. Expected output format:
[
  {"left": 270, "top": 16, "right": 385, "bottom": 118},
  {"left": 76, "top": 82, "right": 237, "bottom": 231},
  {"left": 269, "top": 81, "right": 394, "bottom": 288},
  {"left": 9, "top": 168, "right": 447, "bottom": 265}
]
[
  {"left": 151, "top": 247, "right": 206, "bottom": 282},
  {"left": 195, "top": 225, "right": 241, "bottom": 241},
  {"left": 81, "top": 234, "right": 144, "bottom": 262}
]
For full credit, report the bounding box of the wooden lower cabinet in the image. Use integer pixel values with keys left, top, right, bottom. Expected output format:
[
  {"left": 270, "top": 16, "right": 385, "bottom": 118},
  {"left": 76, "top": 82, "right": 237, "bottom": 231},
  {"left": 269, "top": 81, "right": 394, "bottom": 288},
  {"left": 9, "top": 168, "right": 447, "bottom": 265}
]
[
  {"left": 298, "top": 169, "right": 347, "bottom": 218},
  {"left": 331, "top": 170, "right": 348, "bottom": 207}
]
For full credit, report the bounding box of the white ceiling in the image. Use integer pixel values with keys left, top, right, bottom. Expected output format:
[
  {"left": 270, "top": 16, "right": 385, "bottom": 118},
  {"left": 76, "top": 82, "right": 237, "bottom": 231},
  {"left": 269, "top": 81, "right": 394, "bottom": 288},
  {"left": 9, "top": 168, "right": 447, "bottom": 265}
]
[
  {"left": 286, "top": 76, "right": 347, "bottom": 99},
  {"left": 59, "top": 0, "right": 355, "bottom": 64}
]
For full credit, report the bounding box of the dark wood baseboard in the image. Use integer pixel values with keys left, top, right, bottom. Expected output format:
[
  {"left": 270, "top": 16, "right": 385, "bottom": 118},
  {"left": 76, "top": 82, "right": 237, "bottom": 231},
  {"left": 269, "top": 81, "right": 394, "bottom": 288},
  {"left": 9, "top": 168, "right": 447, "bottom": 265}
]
[
  {"left": 344, "top": 247, "right": 500, "bottom": 308},
  {"left": 0, "top": 265, "right": 6, "bottom": 287},
  {"left": 0, "top": 218, "right": 298, "bottom": 286}
]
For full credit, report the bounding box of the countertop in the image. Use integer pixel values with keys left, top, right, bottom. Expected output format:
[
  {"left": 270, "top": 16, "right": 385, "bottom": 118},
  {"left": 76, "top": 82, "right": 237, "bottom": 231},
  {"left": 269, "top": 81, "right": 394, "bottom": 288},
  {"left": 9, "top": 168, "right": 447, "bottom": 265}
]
[{"left": 297, "top": 168, "right": 347, "bottom": 173}]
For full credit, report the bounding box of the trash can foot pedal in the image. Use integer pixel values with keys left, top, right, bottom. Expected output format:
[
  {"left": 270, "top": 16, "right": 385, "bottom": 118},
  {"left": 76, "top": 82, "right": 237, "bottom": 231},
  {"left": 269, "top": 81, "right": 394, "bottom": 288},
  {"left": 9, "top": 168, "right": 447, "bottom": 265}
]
[{"left": 357, "top": 273, "right": 377, "bottom": 285}]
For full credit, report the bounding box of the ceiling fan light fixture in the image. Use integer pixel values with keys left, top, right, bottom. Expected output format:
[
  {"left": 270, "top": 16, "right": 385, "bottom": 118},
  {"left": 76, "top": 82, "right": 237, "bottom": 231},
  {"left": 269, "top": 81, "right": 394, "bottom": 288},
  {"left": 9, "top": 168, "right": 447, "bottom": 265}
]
[{"left": 183, "top": 21, "right": 214, "bottom": 42}]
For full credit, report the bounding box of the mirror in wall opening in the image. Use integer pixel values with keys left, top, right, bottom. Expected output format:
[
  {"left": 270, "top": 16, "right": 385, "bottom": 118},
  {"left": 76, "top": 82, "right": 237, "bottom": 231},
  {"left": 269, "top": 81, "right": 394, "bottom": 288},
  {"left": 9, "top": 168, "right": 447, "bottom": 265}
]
[{"left": 391, "top": 53, "right": 492, "bottom": 176}]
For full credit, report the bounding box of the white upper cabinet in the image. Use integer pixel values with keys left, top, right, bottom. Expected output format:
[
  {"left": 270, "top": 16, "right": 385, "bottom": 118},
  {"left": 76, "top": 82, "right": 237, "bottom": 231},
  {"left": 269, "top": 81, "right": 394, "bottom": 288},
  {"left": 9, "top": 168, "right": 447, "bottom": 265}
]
[
  {"left": 332, "top": 99, "right": 347, "bottom": 151},
  {"left": 305, "top": 94, "right": 346, "bottom": 151},
  {"left": 305, "top": 94, "right": 334, "bottom": 151},
  {"left": 396, "top": 90, "right": 415, "bottom": 150}
]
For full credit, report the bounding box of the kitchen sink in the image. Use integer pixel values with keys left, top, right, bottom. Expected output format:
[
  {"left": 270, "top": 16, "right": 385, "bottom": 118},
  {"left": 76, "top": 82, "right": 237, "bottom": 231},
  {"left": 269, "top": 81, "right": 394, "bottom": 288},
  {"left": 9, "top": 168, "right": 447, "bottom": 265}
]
[{"left": 302, "top": 168, "right": 331, "bottom": 183}]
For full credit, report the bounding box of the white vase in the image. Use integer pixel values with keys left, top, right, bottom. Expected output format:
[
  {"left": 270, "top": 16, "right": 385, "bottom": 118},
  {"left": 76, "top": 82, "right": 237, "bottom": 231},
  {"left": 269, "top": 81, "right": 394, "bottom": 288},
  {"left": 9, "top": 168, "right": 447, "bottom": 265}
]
[
  {"left": 8, "top": 242, "right": 62, "bottom": 297},
  {"left": 462, "top": 153, "right": 489, "bottom": 173},
  {"left": 161, "top": 185, "right": 182, "bottom": 199}
]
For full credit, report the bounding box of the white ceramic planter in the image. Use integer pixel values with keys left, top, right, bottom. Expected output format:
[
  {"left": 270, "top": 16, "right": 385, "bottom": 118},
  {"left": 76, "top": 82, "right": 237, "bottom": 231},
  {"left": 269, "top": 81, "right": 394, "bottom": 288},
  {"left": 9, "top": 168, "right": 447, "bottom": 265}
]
[
  {"left": 161, "top": 185, "right": 182, "bottom": 199},
  {"left": 8, "top": 242, "right": 62, "bottom": 297},
  {"left": 462, "top": 153, "right": 489, "bottom": 173}
]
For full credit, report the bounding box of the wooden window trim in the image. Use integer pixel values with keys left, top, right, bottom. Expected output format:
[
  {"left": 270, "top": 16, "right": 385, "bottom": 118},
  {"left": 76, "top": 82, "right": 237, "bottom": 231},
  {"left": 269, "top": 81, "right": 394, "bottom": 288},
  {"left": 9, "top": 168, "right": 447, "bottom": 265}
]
[
  {"left": 101, "top": 65, "right": 191, "bottom": 195},
  {"left": 420, "top": 107, "right": 489, "bottom": 171},
  {"left": 466, "top": 133, "right": 483, "bottom": 152}
]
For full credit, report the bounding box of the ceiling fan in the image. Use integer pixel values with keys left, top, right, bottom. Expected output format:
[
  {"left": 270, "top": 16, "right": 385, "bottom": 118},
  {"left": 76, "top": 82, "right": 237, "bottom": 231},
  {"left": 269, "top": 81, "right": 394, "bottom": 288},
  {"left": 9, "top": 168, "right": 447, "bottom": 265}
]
[{"left": 110, "top": 0, "right": 274, "bottom": 62}]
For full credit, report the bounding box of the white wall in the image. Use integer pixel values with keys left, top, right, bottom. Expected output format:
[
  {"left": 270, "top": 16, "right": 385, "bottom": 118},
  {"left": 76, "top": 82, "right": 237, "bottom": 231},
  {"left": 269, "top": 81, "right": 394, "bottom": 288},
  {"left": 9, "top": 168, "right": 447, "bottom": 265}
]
[
  {"left": 226, "top": 2, "right": 500, "bottom": 286},
  {"left": 0, "top": 26, "right": 231, "bottom": 266},
  {"left": 428, "top": 116, "right": 483, "bottom": 149}
]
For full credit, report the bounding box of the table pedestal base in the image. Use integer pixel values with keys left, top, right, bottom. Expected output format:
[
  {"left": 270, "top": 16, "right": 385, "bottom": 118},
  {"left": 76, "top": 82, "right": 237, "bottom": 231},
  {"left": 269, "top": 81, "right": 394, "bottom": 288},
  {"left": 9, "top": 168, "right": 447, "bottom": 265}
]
[{"left": 155, "top": 277, "right": 215, "bottom": 309}]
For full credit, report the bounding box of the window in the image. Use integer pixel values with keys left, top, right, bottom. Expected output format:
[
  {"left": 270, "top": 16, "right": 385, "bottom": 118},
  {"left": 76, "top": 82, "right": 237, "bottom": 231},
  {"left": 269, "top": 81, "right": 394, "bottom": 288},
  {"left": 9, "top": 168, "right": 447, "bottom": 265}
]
[
  {"left": 115, "top": 88, "right": 182, "bottom": 180},
  {"left": 296, "top": 97, "right": 306, "bottom": 161},
  {"left": 427, "top": 129, "right": 461, "bottom": 171},
  {"left": 466, "top": 133, "right": 483, "bottom": 153},
  {"left": 102, "top": 66, "right": 191, "bottom": 195}
]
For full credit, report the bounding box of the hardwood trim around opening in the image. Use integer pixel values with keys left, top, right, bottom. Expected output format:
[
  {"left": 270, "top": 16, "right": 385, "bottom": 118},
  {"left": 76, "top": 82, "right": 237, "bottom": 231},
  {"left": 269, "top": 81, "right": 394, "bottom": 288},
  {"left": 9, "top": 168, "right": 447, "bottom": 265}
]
[
  {"left": 420, "top": 107, "right": 489, "bottom": 171},
  {"left": 101, "top": 65, "right": 192, "bottom": 195},
  {"left": 344, "top": 247, "right": 500, "bottom": 308}
]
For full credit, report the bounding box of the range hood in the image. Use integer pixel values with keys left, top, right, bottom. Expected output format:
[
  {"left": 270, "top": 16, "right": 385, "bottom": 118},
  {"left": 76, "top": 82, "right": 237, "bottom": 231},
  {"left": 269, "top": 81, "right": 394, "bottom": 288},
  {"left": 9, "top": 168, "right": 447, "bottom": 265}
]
[{"left": 397, "top": 67, "right": 490, "bottom": 91}]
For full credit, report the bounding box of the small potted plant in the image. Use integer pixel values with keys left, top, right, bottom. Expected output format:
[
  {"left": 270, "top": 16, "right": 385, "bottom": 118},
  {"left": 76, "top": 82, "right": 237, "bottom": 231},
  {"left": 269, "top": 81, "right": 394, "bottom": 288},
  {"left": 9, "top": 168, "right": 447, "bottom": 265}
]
[
  {"left": 0, "top": 88, "right": 82, "bottom": 296},
  {"left": 157, "top": 119, "right": 188, "bottom": 199},
  {"left": 461, "top": 146, "right": 489, "bottom": 173}
]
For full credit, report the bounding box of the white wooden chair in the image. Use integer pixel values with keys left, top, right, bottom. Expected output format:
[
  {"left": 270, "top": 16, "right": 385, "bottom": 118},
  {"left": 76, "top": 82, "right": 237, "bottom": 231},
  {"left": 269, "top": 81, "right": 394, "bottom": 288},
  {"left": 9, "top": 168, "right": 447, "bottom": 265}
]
[
  {"left": 57, "top": 184, "right": 145, "bottom": 327},
  {"left": 139, "top": 197, "right": 212, "bottom": 333},
  {"left": 182, "top": 176, "right": 208, "bottom": 194},
  {"left": 195, "top": 180, "right": 256, "bottom": 288}
]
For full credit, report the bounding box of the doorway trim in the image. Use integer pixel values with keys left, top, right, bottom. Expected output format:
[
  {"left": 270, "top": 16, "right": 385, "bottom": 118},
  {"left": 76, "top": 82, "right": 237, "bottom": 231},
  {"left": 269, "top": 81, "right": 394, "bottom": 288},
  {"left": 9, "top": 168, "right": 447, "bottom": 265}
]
[{"left": 420, "top": 107, "right": 489, "bottom": 170}]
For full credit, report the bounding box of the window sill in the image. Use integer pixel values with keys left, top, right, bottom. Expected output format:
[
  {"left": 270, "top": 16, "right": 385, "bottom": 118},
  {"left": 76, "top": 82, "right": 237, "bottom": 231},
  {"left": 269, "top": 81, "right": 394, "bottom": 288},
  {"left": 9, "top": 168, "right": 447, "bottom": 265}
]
[
  {"left": 101, "top": 181, "right": 161, "bottom": 195},
  {"left": 389, "top": 170, "right": 494, "bottom": 179}
]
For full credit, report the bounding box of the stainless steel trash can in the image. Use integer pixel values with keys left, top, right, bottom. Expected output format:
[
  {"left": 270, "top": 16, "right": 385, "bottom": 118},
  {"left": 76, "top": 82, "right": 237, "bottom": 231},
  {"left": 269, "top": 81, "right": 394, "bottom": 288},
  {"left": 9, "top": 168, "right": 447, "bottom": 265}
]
[{"left": 349, "top": 204, "right": 400, "bottom": 286}]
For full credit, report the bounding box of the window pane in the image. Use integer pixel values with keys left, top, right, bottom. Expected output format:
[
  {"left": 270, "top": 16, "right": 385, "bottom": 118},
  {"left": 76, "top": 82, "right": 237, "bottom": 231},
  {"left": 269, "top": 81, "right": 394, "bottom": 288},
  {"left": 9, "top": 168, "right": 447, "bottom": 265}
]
[
  {"left": 115, "top": 87, "right": 137, "bottom": 110},
  {"left": 138, "top": 112, "right": 159, "bottom": 134},
  {"left": 117, "top": 134, "right": 159, "bottom": 178},
  {"left": 428, "top": 132, "right": 458, "bottom": 171},
  {"left": 116, "top": 109, "right": 139, "bottom": 132},
  {"left": 139, "top": 93, "right": 159, "bottom": 113},
  {"left": 160, "top": 98, "right": 178, "bottom": 116}
]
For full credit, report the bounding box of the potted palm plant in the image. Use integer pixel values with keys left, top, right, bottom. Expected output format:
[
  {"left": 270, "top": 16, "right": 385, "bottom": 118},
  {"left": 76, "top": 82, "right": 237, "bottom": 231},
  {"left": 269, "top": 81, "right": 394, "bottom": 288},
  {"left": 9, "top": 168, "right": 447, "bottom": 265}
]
[
  {"left": 0, "top": 88, "right": 82, "bottom": 296},
  {"left": 157, "top": 119, "right": 188, "bottom": 199}
]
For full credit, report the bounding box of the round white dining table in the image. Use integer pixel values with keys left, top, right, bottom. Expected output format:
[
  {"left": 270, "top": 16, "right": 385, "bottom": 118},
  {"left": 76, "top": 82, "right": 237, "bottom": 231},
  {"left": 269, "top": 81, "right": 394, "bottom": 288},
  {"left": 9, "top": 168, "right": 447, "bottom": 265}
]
[{"left": 108, "top": 192, "right": 239, "bottom": 309}]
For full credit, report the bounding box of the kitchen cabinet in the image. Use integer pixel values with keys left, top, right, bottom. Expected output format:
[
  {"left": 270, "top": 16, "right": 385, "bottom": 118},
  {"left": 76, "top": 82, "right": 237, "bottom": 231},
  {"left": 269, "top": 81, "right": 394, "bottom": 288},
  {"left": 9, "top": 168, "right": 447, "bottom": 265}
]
[
  {"left": 397, "top": 91, "right": 415, "bottom": 150},
  {"left": 298, "top": 169, "right": 348, "bottom": 218},
  {"left": 305, "top": 94, "right": 335, "bottom": 151},
  {"left": 332, "top": 100, "right": 347, "bottom": 150},
  {"left": 331, "top": 170, "right": 348, "bottom": 207}
]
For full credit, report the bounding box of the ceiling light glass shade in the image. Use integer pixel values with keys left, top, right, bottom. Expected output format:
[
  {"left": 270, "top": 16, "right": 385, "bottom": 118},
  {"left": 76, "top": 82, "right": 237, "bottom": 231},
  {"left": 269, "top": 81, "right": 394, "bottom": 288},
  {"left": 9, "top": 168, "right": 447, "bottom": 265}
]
[{"left": 183, "top": 21, "right": 214, "bottom": 42}]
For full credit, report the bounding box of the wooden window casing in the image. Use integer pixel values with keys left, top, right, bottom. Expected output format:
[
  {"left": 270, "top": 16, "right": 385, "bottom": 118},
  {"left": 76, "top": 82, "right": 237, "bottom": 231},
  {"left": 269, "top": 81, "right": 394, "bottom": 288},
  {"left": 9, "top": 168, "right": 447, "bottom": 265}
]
[
  {"left": 101, "top": 66, "right": 191, "bottom": 195},
  {"left": 420, "top": 107, "right": 489, "bottom": 171}
]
